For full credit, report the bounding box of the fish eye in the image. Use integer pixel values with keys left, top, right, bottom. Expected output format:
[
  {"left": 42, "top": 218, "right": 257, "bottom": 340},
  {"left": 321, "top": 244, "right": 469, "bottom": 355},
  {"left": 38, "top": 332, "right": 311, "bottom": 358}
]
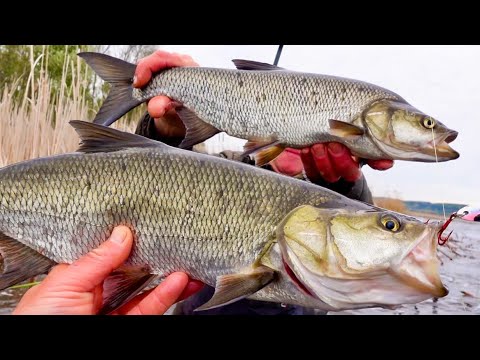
[
  {"left": 422, "top": 117, "right": 435, "bottom": 129},
  {"left": 381, "top": 216, "right": 401, "bottom": 232}
]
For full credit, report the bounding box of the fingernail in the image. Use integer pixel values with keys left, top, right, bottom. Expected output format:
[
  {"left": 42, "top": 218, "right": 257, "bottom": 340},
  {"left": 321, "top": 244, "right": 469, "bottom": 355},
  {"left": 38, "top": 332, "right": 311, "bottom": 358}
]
[
  {"left": 301, "top": 148, "right": 310, "bottom": 156},
  {"left": 110, "top": 227, "right": 127, "bottom": 244},
  {"left": 132, "top": 75, "right": 138, "bottom": 87},
  {"left": 327, "top": 143, "right": 344, "bottom": 155}
]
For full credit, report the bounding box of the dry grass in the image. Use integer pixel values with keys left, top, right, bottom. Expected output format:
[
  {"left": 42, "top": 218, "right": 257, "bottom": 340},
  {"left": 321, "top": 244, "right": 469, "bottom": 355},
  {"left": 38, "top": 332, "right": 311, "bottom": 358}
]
[
  {"left": 374, "top": 197, "right": 407, "bottom": 213},
  {"left": 0, "top": 46, "right": 136, "bottom": 168}
]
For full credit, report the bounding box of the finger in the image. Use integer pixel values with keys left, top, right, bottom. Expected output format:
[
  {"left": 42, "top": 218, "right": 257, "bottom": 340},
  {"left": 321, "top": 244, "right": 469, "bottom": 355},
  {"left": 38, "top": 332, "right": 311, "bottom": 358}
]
[
  {"left": 147, "top": 96, "right": 173, "bottom": 119},
  {"left": 134, "top": 51, "right": 199, "bottom": 88},
  {"left": 300, "top": 148, "right": 322, "bottom": 183},
  {"left": 122, "top": 272, "right": 189, "bottom": 315},
  {"left": 327, "top": 143, "right": 361, "bottom": 182},
  {"left": 367, "top": 159, "right": 394, "bottom": 171},
  {"left": 269, "top": 148, "right": 304, "bottom": 177},
  {"left": 113, "top": 289, "right": 155, "bottom": 314},
  {"left": 153, "top": 108, "right": 186, "bottom": 139},
  {"left": 115, "top": 278, "right": 204, "bottom": 315},
  {"left": 178, "top": 279, "right": 204, "bottom": 301},
  {"left": 311, "top": 144, "right": 340, "bottom": 183},
  {"left": 46, "top": 226, "right": 133, "bottom": 292}
]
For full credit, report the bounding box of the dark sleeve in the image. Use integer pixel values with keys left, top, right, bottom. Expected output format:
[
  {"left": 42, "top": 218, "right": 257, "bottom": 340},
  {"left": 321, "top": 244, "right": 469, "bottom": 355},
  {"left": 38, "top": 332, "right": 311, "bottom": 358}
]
[
  {"left": 305, "top": 175, "right": 373, "bottom": 204},
  {"left": 135, "top": 111, "right": 374, "bottom": 204}
]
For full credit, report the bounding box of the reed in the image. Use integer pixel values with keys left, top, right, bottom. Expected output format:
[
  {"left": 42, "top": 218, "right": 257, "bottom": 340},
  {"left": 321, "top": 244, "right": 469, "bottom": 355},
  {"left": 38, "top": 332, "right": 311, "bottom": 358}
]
[{"left": 0, "top": 46, "right": 137, "bottom": 168}]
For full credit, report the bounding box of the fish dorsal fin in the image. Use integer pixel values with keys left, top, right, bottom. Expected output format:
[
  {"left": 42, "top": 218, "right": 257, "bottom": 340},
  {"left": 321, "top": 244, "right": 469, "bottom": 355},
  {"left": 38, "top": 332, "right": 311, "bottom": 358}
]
[
  {"left": 232, "top": 59, "right": 284, "bottom": 71},
  {"left": 70, "top": 120, "right": 165, "bottom": 153}
]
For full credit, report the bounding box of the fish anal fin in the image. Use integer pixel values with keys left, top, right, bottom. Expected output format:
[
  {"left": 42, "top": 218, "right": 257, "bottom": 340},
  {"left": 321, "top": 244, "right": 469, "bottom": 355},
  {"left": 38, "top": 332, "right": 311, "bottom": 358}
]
[
  {"left": 177, "top": 107, "right": 220, "bottom": 149},
  {"left": 99, "top": 265, "right": 157, "bottom": 315},
  {"left": 0, "top": 232, "right": 56, "bottom": 291}
]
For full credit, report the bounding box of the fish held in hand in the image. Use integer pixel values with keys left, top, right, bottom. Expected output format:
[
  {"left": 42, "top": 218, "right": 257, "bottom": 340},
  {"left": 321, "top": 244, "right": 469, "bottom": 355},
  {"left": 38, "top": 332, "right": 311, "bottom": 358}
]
[
  {"left": 78, "top": 52, "right": 459, "bottom": 165},
  {"left": 0, "top": 122, "right": 447, "bottom": 313}
]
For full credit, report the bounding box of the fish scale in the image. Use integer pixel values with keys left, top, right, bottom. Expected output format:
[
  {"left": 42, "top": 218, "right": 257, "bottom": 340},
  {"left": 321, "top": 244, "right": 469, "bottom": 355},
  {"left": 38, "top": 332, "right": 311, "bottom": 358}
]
[
  {"left": 0, "top": 143, "right": 359, "bottom": 286},
  {"left": 135, "top": 67, "right": 402, "bottom": 145}
]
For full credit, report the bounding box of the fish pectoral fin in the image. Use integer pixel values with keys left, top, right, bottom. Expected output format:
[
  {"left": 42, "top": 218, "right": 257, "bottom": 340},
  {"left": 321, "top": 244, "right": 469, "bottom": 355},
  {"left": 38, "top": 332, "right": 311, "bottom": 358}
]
[
  {"left": 194, "top": 266, "right": 276, "bottom": 312},
  {"left": 242, "top": 136, "right": 285, "bottom": 166},
  {"left": 232, "top": 59, "right": 284, "bottom": 71},
  {"left": 177, "top": 106, "right": 220, "bottom": 149},
  {"left": 328, "top": 119, "right": 365, "bottom": 139},
  {"left": 99, "top": 265, "right": 157, "bottom": 315},
  {"left": 0, "top": 232, "right": 56, "bottom": 291},
  {"left": 70, "top": 120, "right": 166, "bottom": 153},
  {"left": 254, "top": 145, "right": 286, "bottom": 166}
]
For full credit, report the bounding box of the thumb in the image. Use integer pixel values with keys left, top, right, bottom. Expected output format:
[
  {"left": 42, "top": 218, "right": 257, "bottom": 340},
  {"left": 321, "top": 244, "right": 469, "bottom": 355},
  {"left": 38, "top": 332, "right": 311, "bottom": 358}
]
[{"left": 46, "top": 226, "right": 134, "bottom": 292}]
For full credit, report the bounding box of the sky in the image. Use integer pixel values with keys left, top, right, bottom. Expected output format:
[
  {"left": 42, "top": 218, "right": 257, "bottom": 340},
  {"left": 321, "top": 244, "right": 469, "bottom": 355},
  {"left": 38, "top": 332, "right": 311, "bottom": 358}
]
[{"left": 142, "top": 45, "right": 479, "bottom": 205}]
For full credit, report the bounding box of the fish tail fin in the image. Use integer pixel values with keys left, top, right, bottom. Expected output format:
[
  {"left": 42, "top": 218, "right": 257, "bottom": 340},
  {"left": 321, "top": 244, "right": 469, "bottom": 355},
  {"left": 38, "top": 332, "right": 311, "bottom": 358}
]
[
  {"left": 0, "top": 232, "right": 56, "bottom": 290},
  {"left": 78, "top": 52, "right": 142, "bottom": 126}
]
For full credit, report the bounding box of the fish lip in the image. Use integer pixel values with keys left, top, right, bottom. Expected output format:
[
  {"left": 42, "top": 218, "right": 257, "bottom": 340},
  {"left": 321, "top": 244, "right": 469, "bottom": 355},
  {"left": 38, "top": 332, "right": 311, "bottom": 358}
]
[
  {"left": 425, "top": 141, "right": 460, "bottom": 160},
  {"left": 391, "top": 228, "right": 449, "bottom": 298},
  {"left": 424, "top": 130, "right": 460, "bottom": 160},
  {"left": 444, "top": 130, "right": 458, "bottom": 143}
]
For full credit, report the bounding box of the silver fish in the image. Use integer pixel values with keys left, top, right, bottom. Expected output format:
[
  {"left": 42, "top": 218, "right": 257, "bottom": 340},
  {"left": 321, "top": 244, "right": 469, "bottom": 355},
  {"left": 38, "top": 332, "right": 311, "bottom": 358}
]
[
  {"left": 79, "top": 52, "right": 459, "bottom": 165},
  {"left": 0, "top": 121, "right": 448, "bottom": 314}
]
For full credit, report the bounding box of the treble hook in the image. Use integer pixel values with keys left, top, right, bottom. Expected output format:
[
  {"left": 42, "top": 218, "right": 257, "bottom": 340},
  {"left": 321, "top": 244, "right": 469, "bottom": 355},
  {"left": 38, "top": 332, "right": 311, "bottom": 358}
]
[{"left": 437, "top": 213, "right": 457, "bottom": 246}]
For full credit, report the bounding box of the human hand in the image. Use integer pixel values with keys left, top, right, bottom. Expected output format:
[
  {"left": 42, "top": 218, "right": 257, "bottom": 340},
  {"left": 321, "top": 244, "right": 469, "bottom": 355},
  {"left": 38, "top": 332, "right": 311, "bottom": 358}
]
[
  {"left": 133, "top": 50, "right": 199, "bottom": 138},
  {"left": 13, "top": 226, "right": 203, "bottom": 315},
  {"left": 270, "top": 143, "right": 394, "bottom": 183}
]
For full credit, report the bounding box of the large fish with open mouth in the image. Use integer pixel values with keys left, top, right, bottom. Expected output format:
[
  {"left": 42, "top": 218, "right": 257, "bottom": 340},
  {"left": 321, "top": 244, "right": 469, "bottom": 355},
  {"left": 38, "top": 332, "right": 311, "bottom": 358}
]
[
  {"left": 0, "top": 121, "right": 448, "bottom": 314},
  {"left": 78, "top": 52, "right": 459, "bottom": 166}
]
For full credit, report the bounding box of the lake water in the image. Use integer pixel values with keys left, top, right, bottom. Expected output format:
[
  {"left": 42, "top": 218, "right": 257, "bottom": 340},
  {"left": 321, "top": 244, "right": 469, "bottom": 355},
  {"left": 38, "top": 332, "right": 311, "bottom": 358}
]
[{"left": 1, "top": 219, "right": 479, "bottom": 315}]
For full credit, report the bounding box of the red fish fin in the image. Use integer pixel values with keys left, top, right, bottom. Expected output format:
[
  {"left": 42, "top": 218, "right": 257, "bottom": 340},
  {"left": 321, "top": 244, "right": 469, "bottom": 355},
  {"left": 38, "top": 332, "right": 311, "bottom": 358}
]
[
  {"left": 255, "top": 145, "right": 286, "bottom": 166},
  {"left": 243, "top": 136, "right": 279, "bottom": 154}
]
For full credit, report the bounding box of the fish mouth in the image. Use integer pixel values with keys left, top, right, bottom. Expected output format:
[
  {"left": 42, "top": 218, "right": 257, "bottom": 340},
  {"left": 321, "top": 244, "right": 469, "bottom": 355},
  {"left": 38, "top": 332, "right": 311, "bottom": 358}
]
[
  {"left": 367, "top": 129, "right": 460, "bottom": 162},
  {"left": 391, "top": 228, "right": 449, "bottom": 298},
  {"left": 423, "top": 130, "right": 459, "bottom": 160}
]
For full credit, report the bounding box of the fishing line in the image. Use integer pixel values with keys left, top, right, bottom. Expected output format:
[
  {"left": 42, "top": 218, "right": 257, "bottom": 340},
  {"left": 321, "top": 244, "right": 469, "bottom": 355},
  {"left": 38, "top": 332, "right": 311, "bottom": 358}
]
[{"left": 431, "top": 127, "right": 447, "bottom": 222}]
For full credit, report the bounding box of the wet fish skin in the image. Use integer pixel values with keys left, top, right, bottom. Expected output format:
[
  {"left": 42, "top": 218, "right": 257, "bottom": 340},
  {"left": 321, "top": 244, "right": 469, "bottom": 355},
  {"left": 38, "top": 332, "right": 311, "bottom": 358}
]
[
  {"left": 134, "top": 66, "right": 401, "bottom": 146},
  {"left": 79, "top": 52, "right": 459, "bottom": 164},
  {"left": 0, "top": 125, "right": 358, "bottom": 288},
  {"left": 0, "top": 122, "right": 448, "bottom": 313}
]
